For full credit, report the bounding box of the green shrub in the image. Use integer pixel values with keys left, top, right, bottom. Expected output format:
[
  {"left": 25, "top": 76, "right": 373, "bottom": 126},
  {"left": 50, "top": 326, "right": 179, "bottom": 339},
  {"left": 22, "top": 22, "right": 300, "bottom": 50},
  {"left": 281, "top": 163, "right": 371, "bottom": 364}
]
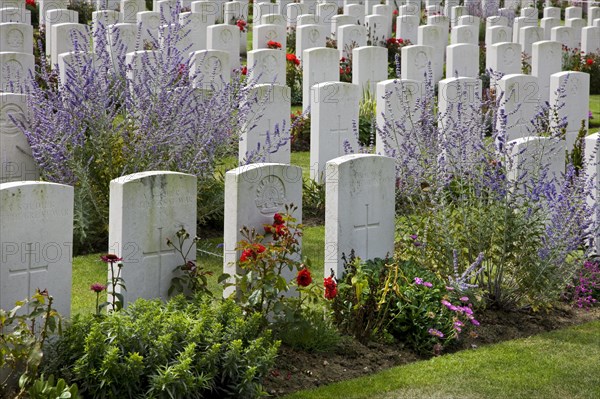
[
  {"left": 27, "top": 375, "right": 79, "bottom": 399},
  {"left": 273, "top": 308, "right": 340, "bottom": 353},
  {"left": 43, "top": 297, "right": 280, "bottom": 399}
]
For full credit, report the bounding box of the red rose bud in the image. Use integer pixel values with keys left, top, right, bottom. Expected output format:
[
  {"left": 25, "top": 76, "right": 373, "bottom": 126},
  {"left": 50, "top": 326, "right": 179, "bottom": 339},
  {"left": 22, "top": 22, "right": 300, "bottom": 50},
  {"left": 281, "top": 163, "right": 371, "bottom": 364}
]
[
  {"left": 296, "top": 268, "right": 312, "bottom": 287},
  {"left": 324, "top": 276, "right": 338, "bottom": 300}
]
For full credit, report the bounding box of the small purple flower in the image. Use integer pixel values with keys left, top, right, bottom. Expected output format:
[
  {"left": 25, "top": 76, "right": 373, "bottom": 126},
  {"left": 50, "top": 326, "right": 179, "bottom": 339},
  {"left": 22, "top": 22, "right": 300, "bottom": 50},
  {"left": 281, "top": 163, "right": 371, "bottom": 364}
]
[
  {"left": 441, "top": 299, "right": 451, "bottom": 307},
  {"left": 459, "top": 296, "right": 469, "bottom": 302},
  {"left": 470, "top": 319, "right": 480, "bottom": 326},
  {"left": 414, "top": 277, "right": 423, "bottom": 285},
  {"left": 445, "top": 286, "right": 454, "bottom": 291},
  {"left": 423, "top": 281, "right": 433, "bottom": 288},
  {"left": 428, "top": 328, "right": 444, "bottom": 338}
]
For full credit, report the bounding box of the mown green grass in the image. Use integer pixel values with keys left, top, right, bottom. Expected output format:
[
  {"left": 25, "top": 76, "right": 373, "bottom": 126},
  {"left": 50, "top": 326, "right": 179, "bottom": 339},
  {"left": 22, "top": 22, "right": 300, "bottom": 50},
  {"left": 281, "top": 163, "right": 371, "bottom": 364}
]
[
  {"left": 590, "top": 94, "right": 600, "bottom": 130},
  {"left": 284, "top": 320, "right": 600, "bottom": 399}
]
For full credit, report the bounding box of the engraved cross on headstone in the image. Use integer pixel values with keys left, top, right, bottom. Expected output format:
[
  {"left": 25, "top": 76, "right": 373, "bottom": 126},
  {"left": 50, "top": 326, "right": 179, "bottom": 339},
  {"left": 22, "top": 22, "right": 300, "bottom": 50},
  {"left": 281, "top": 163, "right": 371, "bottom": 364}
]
[
  {"left": 353, "top": 204, "right": 380, "bottom": 259},
  {"left": 8, "top": 243, "right": 48, "bottom": 300},
  {"left": 142, "top": 227, "right": 175, "bottom": 295},
  {"left": 331, "top": 115, "right": 349, "bottom": 148}
]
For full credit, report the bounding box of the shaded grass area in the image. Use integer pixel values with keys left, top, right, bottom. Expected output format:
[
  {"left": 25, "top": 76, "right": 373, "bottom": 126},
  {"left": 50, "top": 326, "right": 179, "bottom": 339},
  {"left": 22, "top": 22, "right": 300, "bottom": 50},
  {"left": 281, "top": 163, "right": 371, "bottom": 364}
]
[{"left": 283, "top": 321, "right": 600, "bottom": 399}]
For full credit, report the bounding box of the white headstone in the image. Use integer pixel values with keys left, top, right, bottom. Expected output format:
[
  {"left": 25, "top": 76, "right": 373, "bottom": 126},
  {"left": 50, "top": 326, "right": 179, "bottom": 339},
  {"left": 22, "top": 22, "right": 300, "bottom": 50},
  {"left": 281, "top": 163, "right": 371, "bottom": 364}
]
[
  {"left": 584, "top": 133, "right": 600, "bottom": 253},
  {"left": 486, "top": 15, "right": 508, "bottom": 28},
  {"left": 375, "top": 78, "right": 424, "bottom": 156},
  {"left": 344, "top": 4, "right": 364, "bottom": 26},
  {"left": 0, "top": 22, "right": 33, "bottom": 54},
  {"left": 178, "top": 11, "right": 214, "bottom": 55},
  {"left": 418, "top": 24, "right": 445, "bottom": 83},
  {"left": 519, "top": 26, "right": 543, "bottom": 56},
  {"left": 331, "top": 14, "right": 357, "bottom": 36},
  {"left": 551, "top": 26, "right": 576, "bottom": 50},
  {"left": 565, "top": 6, "right": 582, "bottom": 20},
  {"left": 582, "top": 27, "right": 600, "bottom": 55},
  {"left": 451, "top": 24, "right": 479, "bottom": 45},
  {"left": 302, "top": 47, "right": 339, "bottom": 112},
  {"left": 0, "top": 181, "right": 73, "bottom": 317},
  {"left": 337, "top": 24, "right": 366, "bottom": 58},
  {"left": 365, "top": 14, "right": 390, "bottom": 44},
  {"left": 543, "top": 7, "right": 560, "bottom": 20},
  {"left": 325, "top": 154, "right": 395, "bottom": 278},
  {"left": 58, "top": 51, "right": 96, "bottom": 87},
  {"left": 549, "top": 71, "right": 590, "bottom": 148},
  {"left": 352, "top": 45, "right": 387, "bottom": 94},
  {"left": 486, "top": 42, "right": 521, "bottom": 87},
  {"left": 121, "top": 0, "right": 146, "bottom": 23},
  {"left": 485, "top": 25, "right": 512, "bottom": 46},
  {"left": 296, "top": 24, "right": 327, "bottom": 60},
  {"left": 310, "top": 82, "right": 360, "bottom": 182},
  {"left": 261, "top": 13, "right": 286, "bottom": 26},
  {"left": 240, "top": 84, "right": 291, "bottom": 164},
  {"left": 252, "top": 23, "right": 286, "bottom": 50},
  {"left": 51, "top": 23, "right": 89, "bottom": 68},
  {"left": 107, "top": 23, "right": 138, "bottom": 63},
  {"left": 0, "top": 52, "right": 34, "bottom": 92},
  {"left": 565, "top": 18, "right": 585, "bottom": 46},
  {"left": 0, "top": 93, "right": 37, "bottom": 182},
  {"left": 39, "top": 0, "right": 68, "bottom": 25},
  {"left": 223, "top": 163, "right": 302, "bottom": 297},
  {"left": 396, "top": 15, "right": 419, "bottom": 45},
  {"left": 401, "top": 44, "right": 434, "bottom": 82},
  {"left": 190, "top": 49, "right": 230, "bottom": 90},
  {"left": 108, "top": 171, "right": 197, "bottom": 306},
  {"left": 497, "top": 73, "right": 540, "bottom": 142},
  {"left": 512, "top": 16, "right": 536, "bottom": 43},
  {"left": 446, "top": 43, "right": 479, "bottom": 78},
  {"left": 286, "top": 2, "right": 309, "bottom": 29},
  {"left": 247, "top": 48, "right": 286, "bottom": 85},
  {"left": 317, "top": 2, "right": 338, "bottom": 26},
  {"left": 530, "top": 40, "right": 561, "bottom": 104},
  {"left": 506, "top": 136, "right": 565, "bottom": 191},
  {"left": 44, "top": 8, "right": 78, "bottom": 56},
  {"left": 207, "top": 24, "right": 240, "bottom": 70},
  {"left": 589, "top": 7, "right": 600, "bottom": 27},
  {"left": 541, "top": 17, "right": 560, "bottom": 41},
  {"left": 137, "top": 11, "right": 161, "bottom": 46},
  {"left": 0, "top": 7, "right": 31, "bottom": 24}
]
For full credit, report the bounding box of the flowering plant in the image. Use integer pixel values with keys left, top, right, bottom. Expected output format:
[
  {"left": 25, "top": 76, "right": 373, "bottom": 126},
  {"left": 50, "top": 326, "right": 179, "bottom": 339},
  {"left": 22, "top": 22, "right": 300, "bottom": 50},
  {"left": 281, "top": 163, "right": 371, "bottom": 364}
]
[
  {"left": 564, "top": 257, "right": 600, "bottom": 309},
  {"left": 236, "top": 19, "right": 247, "bottom": 33},
  {"left": 563, "top": 49, "right": 600, "bottom": 94},
  {"left": 167, "top": 227, "right": 213, "bottom": 298},
  {"left": 384, "top": 37, "right": 411, "bottom": 69},
  {"left": 101, "top": 254, "right": 125, "bottom": 312},
  {"left": 285, "top": 53, "right": 302, "bottom": 105},
  {"left": 339, "top": 56, "right": 352, "bottom": 83},
  {"left": 266, "top": 40, "right": 282, "bottom": 49}
]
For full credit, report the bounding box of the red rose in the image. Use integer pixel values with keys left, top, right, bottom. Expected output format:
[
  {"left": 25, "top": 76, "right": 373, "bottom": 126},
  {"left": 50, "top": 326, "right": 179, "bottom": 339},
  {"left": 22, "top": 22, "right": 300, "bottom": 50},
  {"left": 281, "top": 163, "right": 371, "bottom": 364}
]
[
  {"left": 345, "top": 67, "right": 351, "bottom": 74},
  {"left": 324, "top": 276, "right": 337, "bottom": 300},
  {"left": 273, "top": 213, "right": 285, "bottom": 225},
  {"left": 398, "top": 38, "right": 403, "bottom": 44},
  {"left": 239, "top": 248, "right": 253, "bottom": 262},
  {"left": 241, "top": 66, "right": 247, "bottom": 75},
  {"left": 393, "top": 9, "right": 398, "bottom": 15},
  {"left": 26, "top": 0, "right": 36, "bottom": 8},
  {"left": 340, "top": 67, "right": 344, "bottom": 74},
  {"left": 101, "top": 254, "right": 123, "bottom": 263},
  {"left": 267, "top": 40, "right": 282, "bottom": 49},
  {"left": 340, "top": 57, "right": 346, "bottom": 62},
  {"left": 255, "top": 244, "right": 266, "bottom": 253},
  {"left": 586, "top": 58, "right": 594, "bottom": 66},
  {"left": 296, "top": 268, "right": 312, "bottom": 287}
]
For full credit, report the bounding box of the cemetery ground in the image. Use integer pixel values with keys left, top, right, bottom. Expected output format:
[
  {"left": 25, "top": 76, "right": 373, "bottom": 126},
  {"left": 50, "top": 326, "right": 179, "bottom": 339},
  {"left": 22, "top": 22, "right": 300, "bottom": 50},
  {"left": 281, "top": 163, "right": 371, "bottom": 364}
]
[{"left": 67, "top": 149, "right": 600, "bottom": 398}]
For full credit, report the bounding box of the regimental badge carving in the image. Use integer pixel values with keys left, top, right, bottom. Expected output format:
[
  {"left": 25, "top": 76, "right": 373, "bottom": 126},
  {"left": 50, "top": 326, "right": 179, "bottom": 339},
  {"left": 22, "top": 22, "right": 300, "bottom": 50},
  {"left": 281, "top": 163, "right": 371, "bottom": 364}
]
[
  {"left": 415, "top": 51, "right": 428, "bottom": 69},
  {"left": 148, "top": 16, "right": 160, "bottom": 30},
  {"left": 0, "top": 103, "right": 25, "bottom": 136},
  {"left": 221, "top": 28, "right": 233, "bottom": 44},
  {"left": 262, "top": 54, "right": 277, "bottom": 74},
  {"left": 309, "top": 28, "right": 320, "bottom": 43},
  {"left": 203, "top": 56, "right": 222, "bottom": 75},
  {"left": 255, "top": 175, "right": 286, "bottom": 215},
  {"left": 504, "top": 46, "right": 516, "bottom": 65},
  {"left": 6, "top": 29, "right": 24, "bottom": 50}
]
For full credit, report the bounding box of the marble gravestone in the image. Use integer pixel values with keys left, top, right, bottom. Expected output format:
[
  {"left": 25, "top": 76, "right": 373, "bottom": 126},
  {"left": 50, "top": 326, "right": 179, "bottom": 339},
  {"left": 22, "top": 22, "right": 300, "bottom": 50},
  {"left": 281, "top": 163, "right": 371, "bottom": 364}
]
[
  {"left": 223, "top": 163, "right": 303, "bottom": 297},
  {"left": 324, "top": 154, "right": 395, "bottom": 279},
  {"left": 310, "top": 82, "right": 360, "bottom": 183},
  {"left": 0, "top": 181, "right": 73, "bottom": 317},
  {"left": 302, "top": 47, "right": 340, "bottom": 113},
  {"left": 0, "top": 93, "right": 38, "bottom": 182},
  {"left": 190, "top": 49, "right": 230, "bottom": 91},
  {"left": 549, "top": 71, "right": 590, "bottom": 149},
  {"left": 108, "top": 171, "right": 197, "bottom": 306},
  {"left": 496, "top": 74, "right": 540, "bottom": 143}
]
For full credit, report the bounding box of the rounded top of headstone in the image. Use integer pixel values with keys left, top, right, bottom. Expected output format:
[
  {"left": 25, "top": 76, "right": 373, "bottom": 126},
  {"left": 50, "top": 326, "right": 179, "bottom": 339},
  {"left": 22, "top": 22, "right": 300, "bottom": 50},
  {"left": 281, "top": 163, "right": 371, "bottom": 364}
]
[
  {"left": 326, "top": 153, "right": 395, "bottom": 167},
  {"left": 0, "top": 181, "right": 73, "bottom": 191},
  {"left": 111, "top": 171, "right": 196, "bottom": 186}
]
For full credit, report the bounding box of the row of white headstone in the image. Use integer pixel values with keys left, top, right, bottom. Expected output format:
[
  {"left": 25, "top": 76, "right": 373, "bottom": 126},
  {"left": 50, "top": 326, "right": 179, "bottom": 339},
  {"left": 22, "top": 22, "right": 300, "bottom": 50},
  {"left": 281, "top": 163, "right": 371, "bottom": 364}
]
[
  {"left": 2, "top": 130, "right": 600, "bottom": 317},
  {"left": 0, "top": 154, "right": 393, "bottom": 316}
]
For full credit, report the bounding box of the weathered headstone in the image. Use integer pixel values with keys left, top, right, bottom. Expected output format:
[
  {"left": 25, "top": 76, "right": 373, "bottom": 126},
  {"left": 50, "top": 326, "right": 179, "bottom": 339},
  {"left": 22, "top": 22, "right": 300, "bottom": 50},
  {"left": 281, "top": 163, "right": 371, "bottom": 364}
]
[
  {"left": 446, "top": 43, "right": 479, "bottom": 78},
  {"left": 0, "top": 181, "right": 73, "bottom": 317},
  {"left": 337, "top": 24, "right": 366, "bottom": 58},
  {"left": 310, "top": 82, "right": 360, "bottom": 183},
  {"left": 324, "top": 154, "right": 395, "bottom": 279},
  {"left": 0, "top": 22, "right": 33, "bottom": 54},
  {"left": 0, "top": 93, "right": 38, "bottom": 182},
  {"left": 189, "top": 49, "right": 230, "bottom": 90},
  {"left": 531, "top": 40, "right": 562, "bottom": 104},
  {"left": 302, "top": 47, "right": 340, "bottom": 112},
  {"left": 108, "top": 171, "right": 197, "bottom": 306},
  {"left": 0, "top": 52, "right": 34, "bottom": 92},
  {"left": 51, "top": 22, "right": 89, "bottom": 68},
  {"left": 496, "top": 73, "right": 540, "bottom": 142},
  {"left": 239, "top": 84, "right": 291, "bottom": 164},
  {"left": 207, "top": 24, "right": 240, "bottom": 70},
  {"left": 352, "top": 46, "right": 387, "bottom": 95},
  {"left": 549, "top": 71, "right": 590, "bottom": 148},
  {"left": 252, "top": 23, "right": 286, "bottom": 50},
  {"left": 401, "top": 44, "right": 434, "bottom": 82},
  {"left": 223, "top": 163, "right": 302, "bottom": 297},
  {"left": 296, "top": 24, "right": 327, "bottom": 60},
  {"left": 247, "top": 48, "right": 285, "bottom": 85}
]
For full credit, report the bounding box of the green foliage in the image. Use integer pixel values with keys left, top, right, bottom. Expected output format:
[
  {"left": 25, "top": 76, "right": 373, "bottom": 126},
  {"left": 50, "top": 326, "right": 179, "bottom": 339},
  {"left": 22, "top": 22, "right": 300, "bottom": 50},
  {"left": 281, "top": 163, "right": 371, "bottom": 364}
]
[
  {"left": 273, "top": 308, "right": 340, "bottom": 353},
  {"left": 167, "top": 228, "right": 214, "bottom": 298},
  {"left": 0, "top": 291, "right": 63, "bottom": 398},
  {"left": 43, "top": 297, "right": 280, "bottom": 399},
  {"left": 223, "top": 206, "right": 304, "bottom": 317},
  {"left": 67, "top": 1, "right": 94, "bottom": 26},
  {"left": 27, "top": 374, "right": 79, "bottom": 399},
  {"left": 302, "top": 178, "right": 325, "bottom": 222},
  {"left": 386, "top": 261, "right": 480, "bottom": 355},
  {"left": 331, "top": 254, "right": 396, "bottom": 343},
  {"left": 358, "top": 91, "right": 377, "bottom": 147},
  {"left": 291, "top": 112, "right": 310, "bottom": 151},
  {"left": 562, "top": 49, "right": 600, "bottom": 94}
]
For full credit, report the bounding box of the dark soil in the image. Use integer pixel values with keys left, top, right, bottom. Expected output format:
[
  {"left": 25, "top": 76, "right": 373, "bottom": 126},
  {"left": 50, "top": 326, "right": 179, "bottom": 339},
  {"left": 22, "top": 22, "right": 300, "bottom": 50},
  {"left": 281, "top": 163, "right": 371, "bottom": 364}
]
[{"left": 262, "top": 306, "right": 600, "bottom": 397}]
